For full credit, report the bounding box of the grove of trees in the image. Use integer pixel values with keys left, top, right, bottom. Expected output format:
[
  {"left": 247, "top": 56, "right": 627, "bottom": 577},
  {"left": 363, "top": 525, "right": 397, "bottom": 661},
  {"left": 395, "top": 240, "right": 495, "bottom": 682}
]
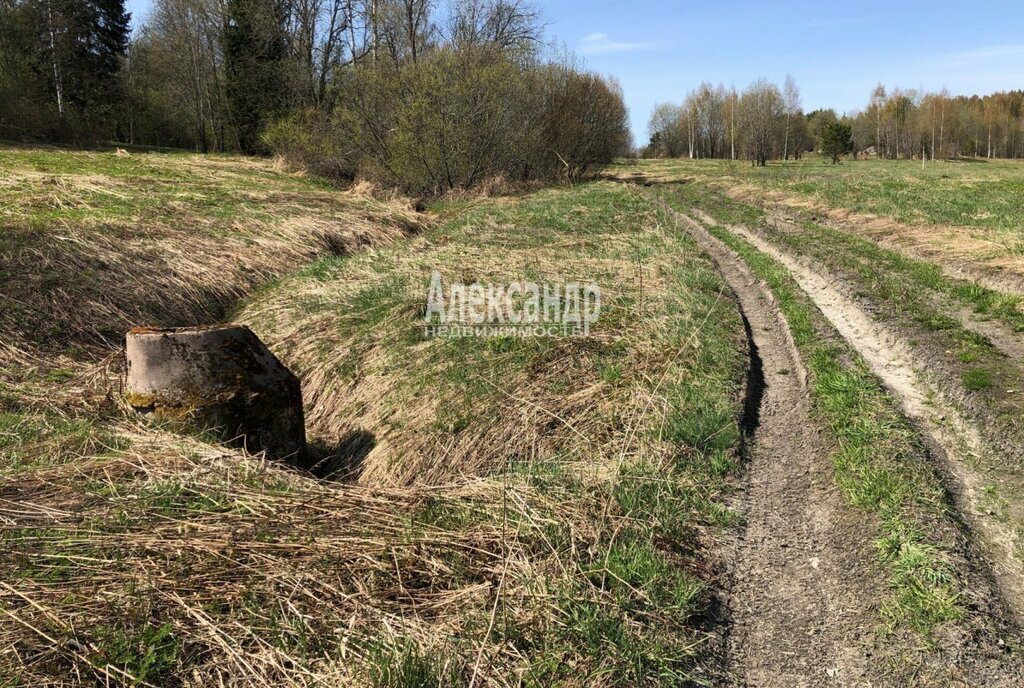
[
  {"left": 0, "top": 0, "right": 130, "bottom": 142},
  {"left": 0, "top": 0, "right": 630, "bottom": 192},
  {"left": 647, "top": 77, "right": 804, "bottom": 166},
  {"left": 647, "top": 77, "right": 1024, "bottom": 164},
  {"left": 857, "top": 85, "right": 1024, "bottom": 160}
]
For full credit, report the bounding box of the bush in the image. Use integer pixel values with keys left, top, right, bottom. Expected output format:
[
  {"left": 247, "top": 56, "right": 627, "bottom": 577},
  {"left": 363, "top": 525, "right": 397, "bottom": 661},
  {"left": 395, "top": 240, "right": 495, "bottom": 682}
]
[
  {"left": 268, "top": 48, "right": 630, "bottom": 194},
  {"left": 337, "top": 51, "right": 531, "bottom": 192},
  {"left": 531, "top": 63, "right": 631, "bottom": 180},
  {"left": 264, "top": 110, "right": 358, "bottom": 182}
]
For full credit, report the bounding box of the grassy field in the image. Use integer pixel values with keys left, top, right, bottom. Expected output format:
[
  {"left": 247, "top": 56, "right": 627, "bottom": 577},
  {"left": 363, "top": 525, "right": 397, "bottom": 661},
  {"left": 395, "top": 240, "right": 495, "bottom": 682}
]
[
  {"left": 1, "top": 152, "right": 753, "bottom": 685},
  {"left": 5, "top": 146, "right": 1024, "bottom": 685},
  {"left": 0, "top": 147, "right": 421, "bottom": 355},
  {"left": 619, "top": 156, "right": 1024, "bottom": 235},
  {"left": 615, "top": 157, "right": 1024, "bottom": 284},
  {"left": 618, "top": 157, "right": 1024, "bottom": 461}
]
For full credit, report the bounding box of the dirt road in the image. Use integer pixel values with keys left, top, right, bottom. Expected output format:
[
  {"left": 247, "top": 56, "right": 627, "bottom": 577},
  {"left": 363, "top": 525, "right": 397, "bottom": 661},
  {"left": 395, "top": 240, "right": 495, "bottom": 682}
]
[{"left": 661, "top": 204, "right": 881, "bottom": 687}]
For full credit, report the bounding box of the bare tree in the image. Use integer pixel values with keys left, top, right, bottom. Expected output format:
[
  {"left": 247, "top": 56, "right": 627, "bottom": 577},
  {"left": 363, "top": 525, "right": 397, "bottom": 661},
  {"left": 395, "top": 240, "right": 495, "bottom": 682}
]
[
  {"left": 937, "top": 88, "right": 949, "bottom": 158},
  {"left": 739, "top": 78, "right": 783, "bottom": 166},
  {"left": 782, "top": 74, "right": 800, "bottom": 160},
  {"left": 288, "top": 0, "right": 350, "bottom": 108},
  {"left": 404, "top": 0, "right": 428, "bottom": 61},
  {"left": 726, "top": 85, "right": 738, "bottom": 160},
  {"left": 448, "top": 0, "right": 542, "bottom": 53},
  {"left": 682, "top": 91, "right": 697, "bottom": 158},
  {"left": 647, "top": 102, "right": 684, "bottom": 157},
  {"left": 870, "top": 83, "right": 885, "bottom": 156},
  {"left": 45, "top": 0, "right": 64, "bottom": 115},
  {"left": 138, "top": 0, "right": 230, "bottom": 151},
  {"left": 694, "top": 82, "right": 726, "bottom": 158}
]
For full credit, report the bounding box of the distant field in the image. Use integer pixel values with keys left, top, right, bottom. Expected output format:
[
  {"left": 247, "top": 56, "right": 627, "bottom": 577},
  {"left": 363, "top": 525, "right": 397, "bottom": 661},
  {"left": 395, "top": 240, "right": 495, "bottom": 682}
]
[
  {"left": 616, "top": 157, "right": 1024, "bottom": 283},
  {"left": 621, "top": 156, "right": 1024, "bottom": 235}
]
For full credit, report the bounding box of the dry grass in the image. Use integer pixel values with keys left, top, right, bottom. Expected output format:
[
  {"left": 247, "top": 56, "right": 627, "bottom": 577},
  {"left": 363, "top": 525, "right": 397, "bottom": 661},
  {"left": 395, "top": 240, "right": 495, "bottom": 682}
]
[
  {"left": 0, "top": 147, "right": 424, "bottom": 355},
  {"left": 240, "top": 183, "right": 732, "bottom": 487},
  {"left": 2, "top": 426, "right": 515, "bottom": 685},
  {"left": 0, "top": 414, "right": 706, "bottom": 686},
  {"left": 2, "top": 173, "right": 748, "bottom": 685},
  {"left": 724, "top": 184, "right": 1024, "bottom": 293}
]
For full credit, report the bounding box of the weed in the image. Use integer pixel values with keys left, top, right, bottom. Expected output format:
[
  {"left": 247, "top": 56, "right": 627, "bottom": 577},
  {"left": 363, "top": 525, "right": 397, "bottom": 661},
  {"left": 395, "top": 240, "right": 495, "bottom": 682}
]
[
  {"left": 365, "top": 639, "right": 462, "bottom": 688},
  {"left": 963, "top": 368, "right": 994, "bottom": 390},
  {"left": 94, "top": 621, "right": 180, "bottom": 684}
]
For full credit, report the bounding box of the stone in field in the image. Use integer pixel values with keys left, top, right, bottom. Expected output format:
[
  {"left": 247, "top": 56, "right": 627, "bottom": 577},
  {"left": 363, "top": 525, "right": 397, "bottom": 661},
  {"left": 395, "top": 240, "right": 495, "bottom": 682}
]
[{"left": 125, "top": 324, "right": 308, "bottom": 467}]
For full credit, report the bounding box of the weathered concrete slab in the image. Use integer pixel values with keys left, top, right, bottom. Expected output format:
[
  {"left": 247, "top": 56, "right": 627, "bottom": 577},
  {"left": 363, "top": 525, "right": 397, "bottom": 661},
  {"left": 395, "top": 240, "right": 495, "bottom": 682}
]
[{"left": 126, "top": 324, "right": 308, "bottom": 467}]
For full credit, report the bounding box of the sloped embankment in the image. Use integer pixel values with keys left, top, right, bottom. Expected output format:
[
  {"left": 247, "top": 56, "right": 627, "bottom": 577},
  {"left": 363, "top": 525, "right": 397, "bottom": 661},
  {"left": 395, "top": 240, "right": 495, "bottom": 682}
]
[
  {"left": 0, "top": 146, "right": 423, "bottom": 499},
  {"left": 2, "top": 181, "right": 753, "bottom": 685},
  {"left": 0, "top": 149, "right": 423, "bottom": 357}
]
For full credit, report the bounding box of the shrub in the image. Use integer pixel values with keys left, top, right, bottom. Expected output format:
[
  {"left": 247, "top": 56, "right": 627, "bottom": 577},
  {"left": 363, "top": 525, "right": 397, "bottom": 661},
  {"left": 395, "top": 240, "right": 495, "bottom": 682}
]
[
  {"left": 264, "top": 110, "right": 358, "bottom": 182},
  {"left": 269, "top": 48, "right": 630, "bottom": 194}
]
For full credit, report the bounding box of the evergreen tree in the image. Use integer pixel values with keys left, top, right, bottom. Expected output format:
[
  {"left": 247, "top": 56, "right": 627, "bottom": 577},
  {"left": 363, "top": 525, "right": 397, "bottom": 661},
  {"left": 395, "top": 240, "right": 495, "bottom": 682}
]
[
  {"left": 224, "top": 0, "right": 291, "bottom": 154},
  {"left": 44, "top": 0, "right": 130, "bottom": 116},
  {"left": 1, "top": 0, "right": 129, "bottom": 139},
  {"left": 821, "top": 120, "right": 854, "bottom": 164}
]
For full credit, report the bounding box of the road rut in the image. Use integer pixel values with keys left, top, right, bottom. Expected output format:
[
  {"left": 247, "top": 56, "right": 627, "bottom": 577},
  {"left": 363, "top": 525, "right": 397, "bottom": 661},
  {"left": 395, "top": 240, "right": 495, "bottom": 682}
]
[{"left": 663, "top": 205, "right": 880, "bottom": 687}]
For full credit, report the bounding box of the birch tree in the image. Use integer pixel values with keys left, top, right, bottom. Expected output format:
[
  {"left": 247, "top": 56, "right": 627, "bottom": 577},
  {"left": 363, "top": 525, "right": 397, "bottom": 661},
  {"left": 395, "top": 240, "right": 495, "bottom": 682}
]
[
  {"left": 782, "top": 74, "right": 800, "bottom": 160},
  {"left": 740, "top": 78, "right": 783, "bottom": 166}
]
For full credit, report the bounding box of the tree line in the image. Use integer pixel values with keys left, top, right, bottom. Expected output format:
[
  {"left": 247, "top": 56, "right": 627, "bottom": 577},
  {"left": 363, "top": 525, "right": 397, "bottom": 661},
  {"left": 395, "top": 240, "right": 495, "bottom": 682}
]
[
  {"left": 859, "top": 85, "right": 1024, "bottom": 160},
  {"left": 0, "top": 0, "right": 630, "bottom": 192},
  {"left": 646, "top": 77, "right": 1024, "bottom": 163}
]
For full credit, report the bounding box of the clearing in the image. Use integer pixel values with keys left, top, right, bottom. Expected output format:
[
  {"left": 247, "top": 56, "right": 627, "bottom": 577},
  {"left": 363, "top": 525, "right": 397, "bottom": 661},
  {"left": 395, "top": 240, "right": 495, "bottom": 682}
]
[{"left": 3, "top": 147, "right": 1024, "bottom": 686}]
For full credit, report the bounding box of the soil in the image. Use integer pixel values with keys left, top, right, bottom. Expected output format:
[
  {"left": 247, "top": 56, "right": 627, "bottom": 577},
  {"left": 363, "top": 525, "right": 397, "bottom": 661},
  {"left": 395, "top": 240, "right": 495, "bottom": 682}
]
[
  {"left": 713, "top": 219, "right": 1024, "bottom": 624},
  {"left": 662, "top": 204, "right": 884, "bottom": 687},
  {"left": 751, "top": 208, "right": 1024, "bottom": 364},
  {"left": 954, "top": 306, "right": 1024, "bottom": 361}
]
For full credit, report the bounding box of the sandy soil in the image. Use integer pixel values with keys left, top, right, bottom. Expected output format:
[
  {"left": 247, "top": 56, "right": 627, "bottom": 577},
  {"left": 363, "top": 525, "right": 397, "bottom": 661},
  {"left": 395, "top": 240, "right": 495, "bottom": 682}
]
[
  {"left": 752, "top": 209, "right": 1024, "bottom": 363},
  {"left": 723, "top": 186, "right": 1024, "bottom": 296}
]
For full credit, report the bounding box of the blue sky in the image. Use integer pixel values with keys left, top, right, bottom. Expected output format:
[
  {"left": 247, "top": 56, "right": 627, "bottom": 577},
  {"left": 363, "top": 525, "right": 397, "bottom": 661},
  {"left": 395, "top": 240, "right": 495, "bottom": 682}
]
[{"left": 125, "top": 0, "right": 1024, "bottom": 145}]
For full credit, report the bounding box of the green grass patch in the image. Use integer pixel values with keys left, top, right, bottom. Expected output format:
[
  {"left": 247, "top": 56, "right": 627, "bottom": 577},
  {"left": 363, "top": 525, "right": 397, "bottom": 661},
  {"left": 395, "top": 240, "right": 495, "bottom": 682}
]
[
  {"left": 962, "top": 368, "right": 994, "bottom": 391},
  {"left": 364, "top": 638, "right": 462, "bottom": 687},
  {"left": 93, "top": 621, "right": 181, "bottom": 684},
  {"left": 0, "top": 410, "right": 124, "bottom": 472}
]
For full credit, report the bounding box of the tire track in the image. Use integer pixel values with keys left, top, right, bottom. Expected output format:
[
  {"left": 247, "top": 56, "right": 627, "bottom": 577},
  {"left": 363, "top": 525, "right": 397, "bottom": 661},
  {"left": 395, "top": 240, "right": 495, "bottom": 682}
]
[
  {"left": 694, "top": 211, "right": 1024, "bottom": 624},
  {"left": 661, "top": 202, "right": 881, "bottom": 686},
  {"left": 751, "top": 209, "right": 1024, "bottom": 363}
]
